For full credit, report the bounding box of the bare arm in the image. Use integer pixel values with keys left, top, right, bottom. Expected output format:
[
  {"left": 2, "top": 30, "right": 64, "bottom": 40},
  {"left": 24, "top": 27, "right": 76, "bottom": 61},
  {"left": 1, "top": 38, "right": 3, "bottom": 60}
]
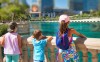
[
  {"left": 72, "top": 29, "right": 86, "bottom": 38},
  {"left": 27, "top": 35, "right": 34, "bottom": 43},
  {"left": 17, "top": 34, "right": 22, "bottom": 54},
  {"left": 46, "top": 36, "right": 53, "bottom": 42},
  {"left": 0, "top": 36, "right": 5, "bottom": 47}
]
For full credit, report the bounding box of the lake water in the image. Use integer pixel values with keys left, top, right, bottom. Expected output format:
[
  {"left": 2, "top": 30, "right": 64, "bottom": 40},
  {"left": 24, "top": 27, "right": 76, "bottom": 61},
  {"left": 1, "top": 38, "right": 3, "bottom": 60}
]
[{"left": 23, "top": 21, "right": 100, "bottom": 38}]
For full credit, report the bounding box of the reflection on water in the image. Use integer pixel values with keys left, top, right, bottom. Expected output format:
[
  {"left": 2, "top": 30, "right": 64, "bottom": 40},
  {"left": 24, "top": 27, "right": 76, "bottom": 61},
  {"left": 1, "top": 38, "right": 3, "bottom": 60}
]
[{"left": 29, "top": 21, "right": 100, "bottom": 38}]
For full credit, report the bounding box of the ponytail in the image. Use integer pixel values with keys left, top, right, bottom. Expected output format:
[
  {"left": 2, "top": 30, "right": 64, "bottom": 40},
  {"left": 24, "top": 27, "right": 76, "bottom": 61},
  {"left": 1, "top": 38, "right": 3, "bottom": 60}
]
[{"left": 59, "top": 21, "right": 68, "bottom": 35}]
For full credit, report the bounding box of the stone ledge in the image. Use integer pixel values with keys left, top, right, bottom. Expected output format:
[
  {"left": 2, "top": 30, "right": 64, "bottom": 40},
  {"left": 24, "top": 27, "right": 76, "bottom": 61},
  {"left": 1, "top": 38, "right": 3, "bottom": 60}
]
[
  {"left": 27, "top": 37, "right": 100, "bottom": 50},
  {"left": 1, "top": 37, "right": 100, "bottom": 62}
]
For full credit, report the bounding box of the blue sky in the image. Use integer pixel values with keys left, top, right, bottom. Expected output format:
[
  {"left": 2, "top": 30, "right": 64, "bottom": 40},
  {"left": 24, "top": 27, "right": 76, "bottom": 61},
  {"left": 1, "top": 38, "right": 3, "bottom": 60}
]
[
  {"left": 54, "top": 0, "right": 69, "bottom": 9},
  {"left": 26, "top": 0, "right": 69, "bottom": 9}
]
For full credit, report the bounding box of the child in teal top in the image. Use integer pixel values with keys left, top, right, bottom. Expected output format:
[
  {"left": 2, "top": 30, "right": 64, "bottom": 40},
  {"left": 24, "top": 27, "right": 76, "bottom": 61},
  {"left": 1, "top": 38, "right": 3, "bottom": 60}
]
[{"left": 32, "top": 30, "right": 53, "bottom": 62}]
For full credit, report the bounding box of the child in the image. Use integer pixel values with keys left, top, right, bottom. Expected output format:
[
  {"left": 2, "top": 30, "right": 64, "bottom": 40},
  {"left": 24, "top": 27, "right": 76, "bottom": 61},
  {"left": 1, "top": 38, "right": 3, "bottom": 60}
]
[
  {"left": 1, "top": 22, "right": 22, "bottom": 62},
  {"left": 32, "top": 30, "right": 53, "bottom": 62},
  {"left": 56, "top": 14, "right": 86, "bottom": 62}
]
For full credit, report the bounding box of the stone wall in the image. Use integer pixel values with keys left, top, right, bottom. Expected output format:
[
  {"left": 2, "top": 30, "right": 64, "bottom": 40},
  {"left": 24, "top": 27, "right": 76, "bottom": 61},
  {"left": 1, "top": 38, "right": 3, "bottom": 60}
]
[{"left": 17, "top": 22, "right": 30, "bottom": 34}]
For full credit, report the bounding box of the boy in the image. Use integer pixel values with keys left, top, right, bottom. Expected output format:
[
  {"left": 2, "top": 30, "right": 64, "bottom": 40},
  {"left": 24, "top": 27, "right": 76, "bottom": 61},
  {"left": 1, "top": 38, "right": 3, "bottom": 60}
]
[{"left": 32, "top": 30, "right": 53, "bottom": 62}]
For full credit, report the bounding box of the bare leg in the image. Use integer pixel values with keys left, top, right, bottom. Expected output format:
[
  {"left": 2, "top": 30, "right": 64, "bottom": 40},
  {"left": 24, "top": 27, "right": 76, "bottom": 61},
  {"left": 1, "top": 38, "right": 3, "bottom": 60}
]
[{"left": 58, "top": 53, "right": 63, "bottom": 62}]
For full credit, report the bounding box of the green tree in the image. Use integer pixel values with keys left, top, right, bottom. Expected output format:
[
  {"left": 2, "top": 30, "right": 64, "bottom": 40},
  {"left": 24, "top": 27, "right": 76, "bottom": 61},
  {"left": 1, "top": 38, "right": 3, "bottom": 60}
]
[{"left": 0, "top": 0, "right": 29, "bottom": 22}]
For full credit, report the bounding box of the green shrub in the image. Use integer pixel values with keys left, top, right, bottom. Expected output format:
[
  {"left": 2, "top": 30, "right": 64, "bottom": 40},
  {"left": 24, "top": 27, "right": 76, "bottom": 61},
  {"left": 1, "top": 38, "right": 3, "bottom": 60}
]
[{"left": 0, "top": 24, "right": 8, "bottom": 36}]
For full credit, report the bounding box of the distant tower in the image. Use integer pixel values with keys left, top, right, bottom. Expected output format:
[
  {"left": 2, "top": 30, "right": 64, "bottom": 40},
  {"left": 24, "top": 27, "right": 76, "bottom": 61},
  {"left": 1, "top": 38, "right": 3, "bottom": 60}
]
[
  {"left": 20, "top": 0, "right": 28, "bottom": 5},
  {"left": 69, "top": 0, "right": 74, "bottom": 10},
  {"left": 73, "top": 0, "right": 84, "bottom": 11},
  {"left": 41, "top": 0, "right": 54, "bottom": 13},
  {"left": 98, "top": 0, "right": 100, "bottom": 10},
  {"left": 30, "top": 0, "right": 41, "bottom": 17},
  {"left": 83, "top": 0, "right": 98, "bottom": 11},
  {"left": 30, "top": 0, "right": 54, "bottom": 17}
]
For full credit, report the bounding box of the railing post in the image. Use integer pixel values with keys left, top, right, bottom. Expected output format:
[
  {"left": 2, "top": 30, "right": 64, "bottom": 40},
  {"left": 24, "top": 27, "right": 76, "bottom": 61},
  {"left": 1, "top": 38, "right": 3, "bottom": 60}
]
[
  {"left": 0, "top": 46, "right": 3, "bottom": 62},
  {"left": 88, "top": 52, "right": 92, "bottom": 62},
  {"left": 97, "top": 53, "right": 100, "bottom": 62},
  {"left": 78, "top": 51, "right": 83, "bottom": 62},
  {"left": 48, "top": 48, "right": 51, "bottom": 62}
]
